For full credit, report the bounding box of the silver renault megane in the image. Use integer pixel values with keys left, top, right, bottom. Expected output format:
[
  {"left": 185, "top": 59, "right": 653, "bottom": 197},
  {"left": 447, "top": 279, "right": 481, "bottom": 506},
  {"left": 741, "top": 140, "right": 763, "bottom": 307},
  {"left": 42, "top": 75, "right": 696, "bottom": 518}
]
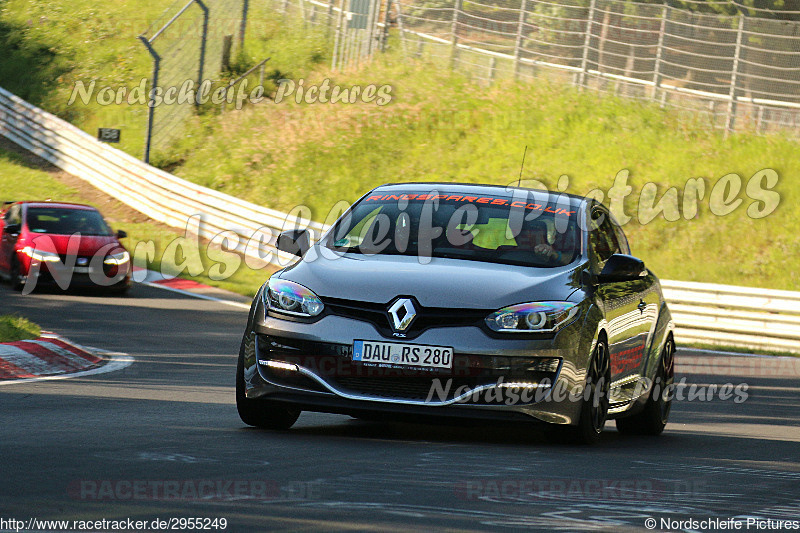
[{"left": 237, "top": 183, "right": 675, "bottom": 444}]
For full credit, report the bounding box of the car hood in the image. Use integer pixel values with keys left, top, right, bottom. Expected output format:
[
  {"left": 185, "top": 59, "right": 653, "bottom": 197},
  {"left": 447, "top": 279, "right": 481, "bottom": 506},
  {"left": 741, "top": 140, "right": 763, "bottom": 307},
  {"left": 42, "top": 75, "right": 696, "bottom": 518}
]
[
  {"left": 24, "top": 233, "right": 123, "bottom": 256},
  {"left": 279, "top": 250, "right": 583, "bottom": 309}
]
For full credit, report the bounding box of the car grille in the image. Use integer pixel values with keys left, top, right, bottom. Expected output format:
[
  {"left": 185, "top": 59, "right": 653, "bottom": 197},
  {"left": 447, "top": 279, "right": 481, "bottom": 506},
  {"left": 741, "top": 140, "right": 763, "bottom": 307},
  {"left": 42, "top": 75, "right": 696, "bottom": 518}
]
[{"left": 322, "top": 296, "right": 491, "bottom": 339}]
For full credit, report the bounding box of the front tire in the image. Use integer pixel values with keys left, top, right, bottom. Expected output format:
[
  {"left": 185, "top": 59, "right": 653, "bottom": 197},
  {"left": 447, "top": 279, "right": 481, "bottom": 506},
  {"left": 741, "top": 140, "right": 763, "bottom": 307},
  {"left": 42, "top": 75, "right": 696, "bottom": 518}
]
[
  {"left": 236, "top": 337, "right": 300, "bottom": 430},
  {"left": 9, "top": 258, "right": 24, "bottom": 291},
  {"left": 616, "top": 337, "right": 675, "bottom": 436},
  {"left": 562, "top": 338, "right": 610, "bottom": 445}
]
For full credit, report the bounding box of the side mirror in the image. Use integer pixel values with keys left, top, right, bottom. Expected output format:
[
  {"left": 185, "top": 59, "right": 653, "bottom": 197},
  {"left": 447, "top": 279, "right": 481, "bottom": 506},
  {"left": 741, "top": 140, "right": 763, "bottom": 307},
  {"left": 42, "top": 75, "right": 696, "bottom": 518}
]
[
  {"left": 116, "top": 229, "right": 128, "bottom": 239},
  {"left": 276, "top": 229, "right": 310, "bottom": 257},
  {"left": 597, "top": 254, "right": 647, "bottom": 283},
  {"left": 5, "top": 223, "right": 21, "bottom": 235}
]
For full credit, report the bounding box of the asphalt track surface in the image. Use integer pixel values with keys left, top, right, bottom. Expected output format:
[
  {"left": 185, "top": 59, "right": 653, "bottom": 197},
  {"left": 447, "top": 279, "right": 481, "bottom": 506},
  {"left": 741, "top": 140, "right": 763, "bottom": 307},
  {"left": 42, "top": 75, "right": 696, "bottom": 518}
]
[{"left": 1, "top": 282, "right": 799, "bottom": 533}]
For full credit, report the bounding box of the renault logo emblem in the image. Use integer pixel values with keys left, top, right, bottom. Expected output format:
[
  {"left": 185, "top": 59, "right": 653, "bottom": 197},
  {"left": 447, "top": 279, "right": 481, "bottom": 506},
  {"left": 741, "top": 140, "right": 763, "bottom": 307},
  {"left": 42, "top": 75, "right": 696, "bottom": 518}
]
[{"left": 388, "top": 298, "right": 417, "bottom": 331}]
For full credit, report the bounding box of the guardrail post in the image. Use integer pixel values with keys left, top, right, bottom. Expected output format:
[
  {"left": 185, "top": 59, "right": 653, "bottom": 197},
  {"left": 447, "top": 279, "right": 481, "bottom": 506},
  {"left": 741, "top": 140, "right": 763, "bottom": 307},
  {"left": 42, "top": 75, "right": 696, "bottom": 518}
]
[
  {"left": 488, "top": 56, "right": 497, "bottom": 84},
  {"left": 513, "top": 0, "right": 527, "bottom": 80},
  {"left": 725, "top": 16, "right": 744, "bottom": 138},
  {"left": 138, "top": 36, "right": 160, "bottom": 164},
  {"left": 578, "top": 0, "right": 597, "bottom": 89},
  {"left": 450, "top": 0, "right": 463, "bottom": 69},
  {"left": 651, "top": 5, "right": 668, "bottom": 101}
]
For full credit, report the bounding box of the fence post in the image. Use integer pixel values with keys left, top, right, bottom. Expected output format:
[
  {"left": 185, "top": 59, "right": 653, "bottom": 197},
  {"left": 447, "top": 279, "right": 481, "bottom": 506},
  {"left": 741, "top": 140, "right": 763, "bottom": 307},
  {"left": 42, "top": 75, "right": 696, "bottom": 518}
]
[
  {"left": 332, "top": 0, "right": 346, "bottom": 70},
  {"left": 450, "top": 0, "right": 463, "bottom": 69},
  {"left": 365, "top": 0, "right": 378, "bottom": 57},
  {"left": 239, "top": 0, "right": 249, "bottom": 50},
  {"left": 138, "top": 36, "right": 160, "bottom": 164},
  {"left": 578, "top": 0, "right": 597, "bottom": 89},
  {"left": 196, "top": 0, "right": 209, "bottom": 107},
  {"left": 327, "top": 0, "right": 335, "bottom": 39},
  {"left": 395, "top": 0, "right": 408, "bottom": 55},
  {"left": 651, "top": 5, "right": 668, "bottom": 100},
  {"left": 725, "top": 16, "right": 744, "bottom": 137},
  {"left": 382, "top": 0, "right": 393, "bottom": 51},
  {"left": 488, "top": 56, "right": 497, "bottom": 84},
  {"left": 221, "top": 35, "right": 233, "bottom": 71},
  {"left": 513, "top": 0, "right": 527, "bottom": 80}
]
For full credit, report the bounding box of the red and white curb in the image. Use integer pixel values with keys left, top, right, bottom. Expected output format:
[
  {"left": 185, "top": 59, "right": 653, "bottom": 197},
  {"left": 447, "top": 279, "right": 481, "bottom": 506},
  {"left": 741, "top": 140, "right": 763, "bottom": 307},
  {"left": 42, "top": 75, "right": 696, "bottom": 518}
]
[
  {"left": 0, "top": 333, "right": 133, "bottom": 384},
  {"left": 132, "top": 266, "right": 251, "bottom": 310}
]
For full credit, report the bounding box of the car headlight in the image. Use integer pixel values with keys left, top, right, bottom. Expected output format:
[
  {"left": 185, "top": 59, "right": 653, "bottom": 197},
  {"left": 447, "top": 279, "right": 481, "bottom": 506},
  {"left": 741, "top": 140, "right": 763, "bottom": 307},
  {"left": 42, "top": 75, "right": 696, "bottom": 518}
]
[
  {"left": 265, "top": 278, "right": 324, "bottom": 317},
  {"left": 21, "top": 246, "right": 61, "bottom": 262},
  {"left": 104, "top": 250, "right": 130, "bottom": 265},
  {"left": 486, "top": 301, "right": 578, "bottom": 333}
]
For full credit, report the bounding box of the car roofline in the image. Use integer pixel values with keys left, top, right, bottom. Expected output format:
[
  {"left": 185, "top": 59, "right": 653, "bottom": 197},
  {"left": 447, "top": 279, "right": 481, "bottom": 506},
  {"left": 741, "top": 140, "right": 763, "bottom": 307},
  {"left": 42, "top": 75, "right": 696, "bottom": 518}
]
[
  {"left": 370, "top": 182, "right": 590, "bottom": 203},
  {"left": 20, "top": 201, "right": 97, "bottom": 210}
]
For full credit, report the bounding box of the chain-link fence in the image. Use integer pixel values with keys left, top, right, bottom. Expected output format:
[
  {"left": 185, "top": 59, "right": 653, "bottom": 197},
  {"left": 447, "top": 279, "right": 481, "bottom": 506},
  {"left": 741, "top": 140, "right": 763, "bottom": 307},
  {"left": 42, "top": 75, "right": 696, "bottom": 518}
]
[
  {"left": 394, "top": 0, "right": 800, "bottom": 135},
  {"left": 139, "top": 0, "right": 248, "bottom": 162},
  {"left": 274, "top": 0, "right": 388, "bottom": 70}
]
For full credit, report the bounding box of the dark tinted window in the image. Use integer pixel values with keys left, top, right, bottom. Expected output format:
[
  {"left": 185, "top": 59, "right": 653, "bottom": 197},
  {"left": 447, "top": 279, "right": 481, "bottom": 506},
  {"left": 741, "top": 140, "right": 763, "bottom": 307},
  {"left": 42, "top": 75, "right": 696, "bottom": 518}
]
[
  {"left": 26, "top": 207, "right": 112, "bottom": 236},
  {"left": 589, "top": 209, "right": 620, "bottom": 264}
]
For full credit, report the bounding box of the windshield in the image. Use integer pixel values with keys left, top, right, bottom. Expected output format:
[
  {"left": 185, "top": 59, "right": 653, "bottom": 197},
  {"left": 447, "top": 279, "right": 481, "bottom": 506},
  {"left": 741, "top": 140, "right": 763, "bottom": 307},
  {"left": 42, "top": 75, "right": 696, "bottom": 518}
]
[
  {"left": 326, "top": 191, "right": 581, "bottom": 268},
  {"left": 26, "top": 207, "right": 113, "bottom": 236}
]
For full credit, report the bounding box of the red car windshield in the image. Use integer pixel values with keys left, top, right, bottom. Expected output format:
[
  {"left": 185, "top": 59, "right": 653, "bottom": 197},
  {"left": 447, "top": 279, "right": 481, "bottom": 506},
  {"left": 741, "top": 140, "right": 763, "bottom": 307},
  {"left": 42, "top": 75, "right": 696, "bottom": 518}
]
[{"left": 26, "top": 207, "right": 113, "bottom": 236}]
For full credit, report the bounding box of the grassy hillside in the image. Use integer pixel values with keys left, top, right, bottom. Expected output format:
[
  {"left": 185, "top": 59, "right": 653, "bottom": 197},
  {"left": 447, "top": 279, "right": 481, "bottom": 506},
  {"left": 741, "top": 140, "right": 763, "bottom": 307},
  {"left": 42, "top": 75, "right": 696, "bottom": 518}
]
[
  {"left": 169, "top": 54, "right": 800, "bottom": 290},
  {"left": 1, "top": 0, "right": 798, "bottom": 291}
]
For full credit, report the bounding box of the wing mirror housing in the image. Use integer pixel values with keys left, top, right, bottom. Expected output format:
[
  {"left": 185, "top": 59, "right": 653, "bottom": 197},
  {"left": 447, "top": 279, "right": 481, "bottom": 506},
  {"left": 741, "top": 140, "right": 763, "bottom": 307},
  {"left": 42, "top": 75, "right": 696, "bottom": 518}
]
[
  {"left": 597, "top": 254, "right": 647, "bottom": 283},
  {"left": 276, "top": 229, "right": 310, "bottom": 257}
]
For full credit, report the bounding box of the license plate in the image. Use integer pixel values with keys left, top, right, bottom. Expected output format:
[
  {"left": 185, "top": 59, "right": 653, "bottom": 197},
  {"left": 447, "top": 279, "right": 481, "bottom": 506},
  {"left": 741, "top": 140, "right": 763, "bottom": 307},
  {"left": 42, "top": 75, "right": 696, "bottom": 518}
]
[
  {"left": 73, "top": 267, "right": 92, "bottom": 274},
  {"left": 353, "top": 340, "right": 453, "bottom": 369}
]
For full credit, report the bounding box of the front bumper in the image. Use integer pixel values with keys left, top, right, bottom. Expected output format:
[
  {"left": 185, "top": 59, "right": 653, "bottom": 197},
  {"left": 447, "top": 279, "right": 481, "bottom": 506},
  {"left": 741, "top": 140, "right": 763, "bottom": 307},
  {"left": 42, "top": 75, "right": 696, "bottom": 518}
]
[
  {"left": 243, "top": 304, "right": 595, "bottom": 426},
  {"left": 22, "top": 261, "right": 132, "bottom": 290}
]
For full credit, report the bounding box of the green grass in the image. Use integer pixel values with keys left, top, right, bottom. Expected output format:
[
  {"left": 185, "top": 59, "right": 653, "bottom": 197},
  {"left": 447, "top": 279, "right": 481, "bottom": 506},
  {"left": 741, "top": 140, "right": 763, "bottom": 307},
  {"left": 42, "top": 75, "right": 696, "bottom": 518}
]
[
  {"left": 0, "top": 315, "right": 41, "bottom": 342},
  {"left": 1, "top": 0, "right": 799, "bottom": 292},
  {"left": 167, "top": 49, "right": 800, "bottom": 291},
  {"left": 0, "top": 147, "right": 276, "bottom": 296}
]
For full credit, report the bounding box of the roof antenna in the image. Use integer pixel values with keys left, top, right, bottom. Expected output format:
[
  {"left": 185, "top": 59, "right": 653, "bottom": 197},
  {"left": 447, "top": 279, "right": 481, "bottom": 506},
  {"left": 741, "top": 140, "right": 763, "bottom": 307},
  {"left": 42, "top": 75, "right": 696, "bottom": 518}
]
[{"left": 516, "top": 145, "right": 528, "bottom": 188}]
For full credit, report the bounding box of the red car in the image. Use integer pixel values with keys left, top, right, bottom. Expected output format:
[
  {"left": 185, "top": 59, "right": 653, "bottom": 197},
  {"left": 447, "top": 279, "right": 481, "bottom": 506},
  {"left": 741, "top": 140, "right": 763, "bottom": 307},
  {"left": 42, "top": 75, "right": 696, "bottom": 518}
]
[{"left": 0, "top": 201, "right": 132, "bottom": 293}]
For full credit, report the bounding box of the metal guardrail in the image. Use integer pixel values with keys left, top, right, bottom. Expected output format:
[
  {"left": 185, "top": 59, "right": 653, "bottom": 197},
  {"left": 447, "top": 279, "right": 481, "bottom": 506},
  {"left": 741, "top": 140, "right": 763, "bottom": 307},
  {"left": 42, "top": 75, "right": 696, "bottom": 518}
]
[
  {"left": 662, "top": 280, "right": 800, "bottom": 353},
  {"left": 0, "top": 86, "right": 325, "bottom": 266},
  {"left": 1, "top": 85, "right": 799, "bottom": 353}
]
